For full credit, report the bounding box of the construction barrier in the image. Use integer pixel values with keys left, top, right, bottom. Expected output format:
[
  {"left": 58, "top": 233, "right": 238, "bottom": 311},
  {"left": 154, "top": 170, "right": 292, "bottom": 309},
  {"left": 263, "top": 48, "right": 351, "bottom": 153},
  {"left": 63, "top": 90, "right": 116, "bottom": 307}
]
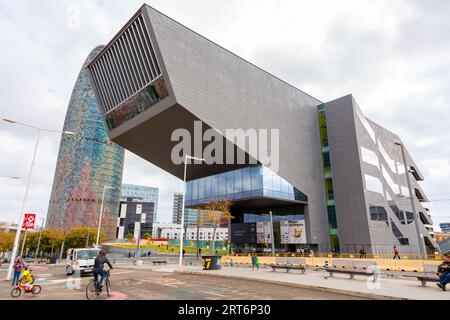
[{"left": 221, "top": 255, "right": 441, "bottom": 273}]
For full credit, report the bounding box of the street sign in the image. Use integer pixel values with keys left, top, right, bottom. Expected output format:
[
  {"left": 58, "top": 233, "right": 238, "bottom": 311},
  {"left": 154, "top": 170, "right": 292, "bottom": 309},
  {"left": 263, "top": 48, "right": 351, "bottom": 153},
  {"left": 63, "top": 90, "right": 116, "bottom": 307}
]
[{"left": 22, "top": 213, "right": 36, "bottom": 229}]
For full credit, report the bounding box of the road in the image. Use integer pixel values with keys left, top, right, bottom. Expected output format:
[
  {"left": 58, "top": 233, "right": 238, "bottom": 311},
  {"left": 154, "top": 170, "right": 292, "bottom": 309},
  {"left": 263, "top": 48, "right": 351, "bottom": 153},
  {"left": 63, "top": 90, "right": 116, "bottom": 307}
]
[{"left": 0, "top": 265, "right": 371, "bottom": 300}]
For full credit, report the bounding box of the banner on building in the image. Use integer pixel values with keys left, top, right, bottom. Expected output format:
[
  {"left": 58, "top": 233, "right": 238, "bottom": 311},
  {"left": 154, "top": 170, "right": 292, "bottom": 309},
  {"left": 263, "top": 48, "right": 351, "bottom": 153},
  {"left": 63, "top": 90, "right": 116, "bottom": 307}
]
[
  {"left": 22, "top": 213, "right": 36, "bottom": 230},
  {"left": 280, "top": 220, "right": 307, "bottom": 244},
  {"left": 256, "top": 221, "right": 272, "bottom": 244}
]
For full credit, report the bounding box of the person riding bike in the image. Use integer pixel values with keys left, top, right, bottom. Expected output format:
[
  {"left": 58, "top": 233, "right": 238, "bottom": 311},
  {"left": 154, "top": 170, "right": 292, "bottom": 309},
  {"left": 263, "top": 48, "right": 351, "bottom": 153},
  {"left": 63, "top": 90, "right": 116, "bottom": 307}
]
[
  {"left": 19, "top": 267, "right": 34, "bottom": 291},
  {"left": 93, "top": 250, "right": 113, "bottom": 291}
]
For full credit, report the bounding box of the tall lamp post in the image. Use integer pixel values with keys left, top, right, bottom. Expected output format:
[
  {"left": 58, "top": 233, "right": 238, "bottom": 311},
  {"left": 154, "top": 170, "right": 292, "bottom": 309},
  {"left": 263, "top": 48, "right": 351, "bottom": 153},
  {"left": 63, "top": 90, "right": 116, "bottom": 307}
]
[
  {"left": 0, "top": 175, "right": 20, "bottom": 180},
  {"left": 34, "top": 217, "right": 45, "bottom": 258},
  {"left": 96, "top": 186, "right": 116, "bottom": 248},
  {"left": 3, "top": 117, "right": 75, "bottom": 281},
  {"left": 269, "top": 211, "right": 275, "bottom": 256},
  {"left": 179, "top": 155, "right": 205, "bottom": 267},
  {"left": 86, "top": 213, "right": 92, "bottom": 248},
  {"left": 395, "top": 142, "right": 426, "bottom": 257}
]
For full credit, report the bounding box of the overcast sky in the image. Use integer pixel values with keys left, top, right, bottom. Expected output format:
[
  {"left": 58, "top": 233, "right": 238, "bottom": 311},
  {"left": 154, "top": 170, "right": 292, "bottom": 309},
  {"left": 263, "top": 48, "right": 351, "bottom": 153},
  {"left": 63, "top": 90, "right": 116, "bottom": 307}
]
[{"left": 0, "top": 0, "right": 449, "bottom": 229}]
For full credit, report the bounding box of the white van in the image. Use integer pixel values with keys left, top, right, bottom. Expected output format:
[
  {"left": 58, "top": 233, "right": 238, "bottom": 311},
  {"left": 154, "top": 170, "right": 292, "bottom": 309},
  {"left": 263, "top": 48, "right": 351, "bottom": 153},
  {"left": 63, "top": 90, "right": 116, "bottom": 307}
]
[{"left": 65, "top": 248, "right": 100, "bottom": 275}]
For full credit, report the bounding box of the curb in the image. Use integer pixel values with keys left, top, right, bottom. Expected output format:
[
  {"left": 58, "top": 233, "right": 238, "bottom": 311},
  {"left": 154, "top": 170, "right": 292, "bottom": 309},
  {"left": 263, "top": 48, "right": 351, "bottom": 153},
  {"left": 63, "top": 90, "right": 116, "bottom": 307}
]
[{"left": 174, "top": 270, "right": 407, "bottom": 301}]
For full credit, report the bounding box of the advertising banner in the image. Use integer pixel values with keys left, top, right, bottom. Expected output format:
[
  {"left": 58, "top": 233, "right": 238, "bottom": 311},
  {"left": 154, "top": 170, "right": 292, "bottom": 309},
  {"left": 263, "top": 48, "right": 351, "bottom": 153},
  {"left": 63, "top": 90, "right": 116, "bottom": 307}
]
[
  {"left": 256, "top": 221, "right": 272, "bottom": 244},
  {"left": 22, "top": 213, "right": 36, "bottom": 230},
  {"left": 280, "top": 220, "right": 307, "bottom": 244}
]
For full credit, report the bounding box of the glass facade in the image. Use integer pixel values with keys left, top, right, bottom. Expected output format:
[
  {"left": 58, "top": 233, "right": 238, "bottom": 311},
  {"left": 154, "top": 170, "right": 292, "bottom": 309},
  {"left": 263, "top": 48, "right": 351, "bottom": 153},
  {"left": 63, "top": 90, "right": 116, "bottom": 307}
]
[
  {"left": 104, "top": 77, "right": 169, "bottom": 130},
  {"left": 318, "top": 105, "right": 340, "bottom": 251},
  {"left": 185, "top": 165, "right": 308, "bottom": 207},
  {"left": 46, "top": 46, "right": 125, "bottom": 240}
]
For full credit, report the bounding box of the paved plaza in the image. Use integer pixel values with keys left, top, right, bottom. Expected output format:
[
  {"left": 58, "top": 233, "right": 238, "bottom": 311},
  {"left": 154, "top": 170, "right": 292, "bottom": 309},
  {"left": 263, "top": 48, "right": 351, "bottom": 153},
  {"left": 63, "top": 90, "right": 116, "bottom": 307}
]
[{"left": 0, "top": 264, "right": 370, "bottom": 300}]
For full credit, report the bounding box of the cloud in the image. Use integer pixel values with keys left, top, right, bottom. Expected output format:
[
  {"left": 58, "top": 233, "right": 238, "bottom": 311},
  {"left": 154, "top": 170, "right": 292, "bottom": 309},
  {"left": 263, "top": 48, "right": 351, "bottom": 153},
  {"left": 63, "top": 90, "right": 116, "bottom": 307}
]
[{"left": 0, "top": 0, "right": 449, "bottom": 231}]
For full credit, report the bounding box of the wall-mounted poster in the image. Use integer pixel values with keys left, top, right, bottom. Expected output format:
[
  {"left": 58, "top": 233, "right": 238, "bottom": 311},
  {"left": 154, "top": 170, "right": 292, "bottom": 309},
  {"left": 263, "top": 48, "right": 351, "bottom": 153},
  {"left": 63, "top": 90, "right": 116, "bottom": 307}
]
[
  {"left": 280, "top": 221, "right": 289, "bottom": 244},
  {"left": 281, "top": 220, "right": 307, "bottom": 244},
  {"left": 256, "top": 222, "right": 272, "bottom": 244}
]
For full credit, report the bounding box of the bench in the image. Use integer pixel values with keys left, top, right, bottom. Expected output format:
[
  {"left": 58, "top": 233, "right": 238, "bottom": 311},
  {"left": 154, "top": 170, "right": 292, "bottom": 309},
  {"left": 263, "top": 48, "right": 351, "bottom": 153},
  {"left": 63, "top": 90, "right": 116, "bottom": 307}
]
[
  {"left": 151, "top": 260, "right": 167, "bottom": 265},
  {"left": 269, "top": 264, "right": 306, "bottom": 273},
  {"left": 326, "top": 260, "right": 379, "bottom": 282},
  {"left": 404, "top": 264, "right": 440, "bottom": 287},
  {"left": 268, "top": 257, "right": 307, "bottom": 273}
]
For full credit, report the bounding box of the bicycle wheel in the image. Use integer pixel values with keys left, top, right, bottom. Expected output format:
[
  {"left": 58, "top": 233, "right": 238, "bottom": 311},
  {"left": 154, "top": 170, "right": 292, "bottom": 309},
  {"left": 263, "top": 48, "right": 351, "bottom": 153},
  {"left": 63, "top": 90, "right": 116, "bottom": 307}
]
[
  {"left": 11, "top": 287, "right": 21, "bottom": 298},
  {"left": 86, "top": 281, "right": 99, "bottom": 300},
  {"left": 31, "top": 285, "right": 42, "bottom": 296},
  {"left": 105, "top": 279, "right": 111, "bottom": 297}
]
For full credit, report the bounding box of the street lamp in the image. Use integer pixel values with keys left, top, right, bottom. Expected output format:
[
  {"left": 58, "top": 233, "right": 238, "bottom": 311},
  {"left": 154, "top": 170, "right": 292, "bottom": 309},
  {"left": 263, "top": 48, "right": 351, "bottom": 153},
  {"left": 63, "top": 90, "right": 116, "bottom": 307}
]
[
  {"left": 86, "top": 213, "right": 92, "bottom": 248},
  {"left": 394, "top": 142, "right": 426, "bottom": 257},
  {"left": 96, "top": 186, "right": 116, "bottom": 248},
  {"left": 179, "top": 155, "right": 205, "bottom": 267},
  {"left": 3, "top": 117, "right": 75, "bottom": 281},
  {"left": 0, "top": 175, "right": 20, "bottom": 180},
  {"left": 34, "top": 217, "right": 45, "bottom": 259}
]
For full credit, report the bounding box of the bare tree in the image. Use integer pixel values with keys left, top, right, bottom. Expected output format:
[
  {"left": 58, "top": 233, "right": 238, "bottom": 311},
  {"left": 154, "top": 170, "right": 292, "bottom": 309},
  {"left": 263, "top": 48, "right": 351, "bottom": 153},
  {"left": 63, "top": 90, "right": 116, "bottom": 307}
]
[{"left": 202, "top": 200, "right": 233, "bottom": 253}]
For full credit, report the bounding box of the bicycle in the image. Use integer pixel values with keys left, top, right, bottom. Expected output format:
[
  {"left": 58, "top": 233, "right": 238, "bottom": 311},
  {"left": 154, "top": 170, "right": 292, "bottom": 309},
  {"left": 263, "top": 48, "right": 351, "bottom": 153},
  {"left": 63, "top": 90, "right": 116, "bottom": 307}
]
[
  {"left": 86, "top": 269, "right": 111, "bottom": 300},
  {"left": 11, "top": 280, "right": 42, "bottom": 298}
]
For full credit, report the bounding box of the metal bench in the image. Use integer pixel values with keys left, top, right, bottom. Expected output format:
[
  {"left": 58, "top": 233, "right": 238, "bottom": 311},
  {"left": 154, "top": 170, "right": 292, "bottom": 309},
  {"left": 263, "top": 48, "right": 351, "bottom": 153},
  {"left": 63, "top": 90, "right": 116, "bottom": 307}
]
[
  {"left": 404, "top": 264, "right": 440, "bottom": 287},
  {"left": 268, "top": 257, "right": 307, "bottom": 273},
  {"left": 326, "top": 260, "right": 379, "bottom": 282},
  {"left": 151, "top": 260, "right": 167, "bottom": 265}
]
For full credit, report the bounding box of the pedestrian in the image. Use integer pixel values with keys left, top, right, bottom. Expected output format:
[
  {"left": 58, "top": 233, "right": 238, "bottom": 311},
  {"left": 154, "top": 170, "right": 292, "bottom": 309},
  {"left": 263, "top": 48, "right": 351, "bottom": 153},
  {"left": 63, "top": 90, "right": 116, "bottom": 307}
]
[
  {"left": 128, "top": 251, "right": 131, "bottom": 259},
  {"left": 255, "top": 256, "right": 260, "bottom": 271},
  {"left": 198, "top": 248, "right": 202, "bottom": 256},
  {"left": 251, "top": 256, "right": 257, "bottom": 271},
  {"left": 359, "top": 248, "right": 366, "bottom": 259},
  {"left": 147, "top": 251, "right": 151, "bottom": 257},
  {"left": 182, "top": 249, "right": 186, "bottom": 257},
  {"left": 393, "top": 246, "right": 401, "bottom": 260},
  {"left": 12, "top": 257, "right": 25, "bottom": 286},
  {"left": 436, "top": 254, "right": 450, "bottom": 291}
]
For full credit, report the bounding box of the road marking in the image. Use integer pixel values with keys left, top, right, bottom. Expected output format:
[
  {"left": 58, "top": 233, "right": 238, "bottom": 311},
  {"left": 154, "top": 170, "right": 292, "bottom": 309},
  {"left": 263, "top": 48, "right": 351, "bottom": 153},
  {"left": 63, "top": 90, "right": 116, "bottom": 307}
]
[{"left": 201, "top": 291, "right": 226, "bottom": 298}]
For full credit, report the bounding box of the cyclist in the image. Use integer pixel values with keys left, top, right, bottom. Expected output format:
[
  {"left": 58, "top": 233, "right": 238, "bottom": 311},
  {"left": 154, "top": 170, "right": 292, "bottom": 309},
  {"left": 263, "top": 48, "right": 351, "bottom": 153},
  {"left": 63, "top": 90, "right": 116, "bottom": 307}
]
[
  {"left": 19, "top": 267, "right": 34, "bottom": 291},
  {"left": 93, "top": 250, "right": 113, "bottom": 291}
]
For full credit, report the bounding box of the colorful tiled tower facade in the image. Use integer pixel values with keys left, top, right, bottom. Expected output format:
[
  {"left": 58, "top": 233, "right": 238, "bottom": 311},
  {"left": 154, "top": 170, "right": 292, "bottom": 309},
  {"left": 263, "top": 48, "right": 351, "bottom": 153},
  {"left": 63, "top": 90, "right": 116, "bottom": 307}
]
[{"left": 46, "top": 46, "right": 125, "bottom": 240}]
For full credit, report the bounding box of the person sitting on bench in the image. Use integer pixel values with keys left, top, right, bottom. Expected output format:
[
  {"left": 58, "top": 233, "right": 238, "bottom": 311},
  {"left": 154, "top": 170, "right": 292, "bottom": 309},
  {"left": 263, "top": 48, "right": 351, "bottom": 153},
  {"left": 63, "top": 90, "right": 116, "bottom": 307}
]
[{"left": 436, "top": 254, "right": 450, "bottom": 292}]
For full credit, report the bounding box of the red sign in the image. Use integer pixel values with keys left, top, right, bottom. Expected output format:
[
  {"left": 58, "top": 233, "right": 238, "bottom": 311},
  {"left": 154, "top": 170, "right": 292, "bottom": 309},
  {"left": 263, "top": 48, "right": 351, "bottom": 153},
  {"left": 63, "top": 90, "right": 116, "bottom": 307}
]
[{"left": 22, "top": 213, "right": 36, "bottom": 230}]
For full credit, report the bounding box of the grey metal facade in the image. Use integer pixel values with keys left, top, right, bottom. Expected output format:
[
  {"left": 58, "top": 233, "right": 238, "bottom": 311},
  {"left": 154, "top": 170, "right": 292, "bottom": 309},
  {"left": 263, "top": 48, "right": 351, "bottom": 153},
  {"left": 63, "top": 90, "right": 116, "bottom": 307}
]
[
  {"left": 323, "top": 95, "right": 437, "bottom": 254},
  {"left": 87, "top": 4, "right": 437, "bottom": 253}
]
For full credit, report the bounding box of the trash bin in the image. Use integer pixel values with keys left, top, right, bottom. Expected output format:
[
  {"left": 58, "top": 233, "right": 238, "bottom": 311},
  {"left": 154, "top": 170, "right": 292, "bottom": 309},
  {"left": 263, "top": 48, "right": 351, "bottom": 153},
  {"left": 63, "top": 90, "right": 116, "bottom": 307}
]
[{"left": 202, "top": 256, "right": 222, "bottom": 270}]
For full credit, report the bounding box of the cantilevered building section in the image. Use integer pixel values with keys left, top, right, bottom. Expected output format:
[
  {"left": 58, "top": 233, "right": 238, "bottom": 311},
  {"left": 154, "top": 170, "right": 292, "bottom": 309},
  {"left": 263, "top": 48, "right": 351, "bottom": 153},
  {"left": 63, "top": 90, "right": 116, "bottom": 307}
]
[
  {"left": 47, "top": 46, "right": 125, "bottom": 240},
  {"left": 87, "top": 4, "right": 437, "bottom": 254}
]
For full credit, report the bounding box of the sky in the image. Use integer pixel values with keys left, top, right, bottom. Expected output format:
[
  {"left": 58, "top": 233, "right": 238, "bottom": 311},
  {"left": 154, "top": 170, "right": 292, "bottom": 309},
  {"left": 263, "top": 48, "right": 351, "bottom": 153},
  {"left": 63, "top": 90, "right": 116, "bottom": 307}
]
[{"left": 0, "top": 0, "right": 449, "bottom": 229}]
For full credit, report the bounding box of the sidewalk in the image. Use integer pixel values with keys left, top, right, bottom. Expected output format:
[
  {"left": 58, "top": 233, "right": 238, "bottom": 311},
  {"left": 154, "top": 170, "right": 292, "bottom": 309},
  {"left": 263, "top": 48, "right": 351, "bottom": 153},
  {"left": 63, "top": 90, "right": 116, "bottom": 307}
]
[{"left": 116, "top": 264, "right": 449, "bottom": 300}]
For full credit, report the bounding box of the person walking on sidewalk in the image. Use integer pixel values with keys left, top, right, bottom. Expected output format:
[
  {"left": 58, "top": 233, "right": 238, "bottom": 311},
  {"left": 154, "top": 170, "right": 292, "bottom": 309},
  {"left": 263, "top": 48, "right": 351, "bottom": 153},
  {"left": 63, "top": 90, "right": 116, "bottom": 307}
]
[
  {"left": 436, "top": 254, "right": 450, "bottom": 291},
  {"left": 251, "top": 256, "right": 257, "bottom": 271},
  {"left": 255, "top": 256, "right": 260, "bottom": 271},
  {"left": 393, "top": 246, "right": 401, "bottom": 260}
]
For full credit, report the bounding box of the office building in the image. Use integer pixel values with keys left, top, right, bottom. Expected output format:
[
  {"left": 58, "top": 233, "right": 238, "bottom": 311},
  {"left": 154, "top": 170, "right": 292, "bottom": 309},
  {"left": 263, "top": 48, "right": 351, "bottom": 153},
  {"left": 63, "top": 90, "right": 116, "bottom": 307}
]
[
  {"left": 116, "top": 197, "right": 155, "bottom": 240},
  {"left": 86, "top": 4, "right": 438, "bottom": 254},
  {"left": 121, "top": 183, "right": 159, "bottom": 222},
  {"left": 47, "top": 46, "right": 125, "bottom": 239}
]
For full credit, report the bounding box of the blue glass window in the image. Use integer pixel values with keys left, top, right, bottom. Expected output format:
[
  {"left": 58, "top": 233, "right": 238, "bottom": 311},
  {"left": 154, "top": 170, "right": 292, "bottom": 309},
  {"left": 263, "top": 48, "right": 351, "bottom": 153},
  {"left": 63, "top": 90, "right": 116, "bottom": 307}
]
[
  {"left": 242, "top": 167, "right": 251, "bottom": 192},
  {"left": 234, "top": 169, "right": 242, "bottom": 193}
]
